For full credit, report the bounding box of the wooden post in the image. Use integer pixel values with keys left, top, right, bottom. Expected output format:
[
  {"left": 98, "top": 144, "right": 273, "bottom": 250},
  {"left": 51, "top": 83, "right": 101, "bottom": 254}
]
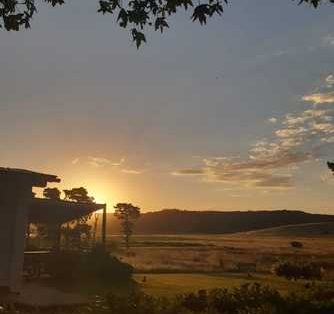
[
  {"left": 102, "top": 204, "right": 107, "bottom": 251},
  {"left": 26, "top": 222, "right": 31, "bottom": 249},
  {"left": 54, "top": 224, "right": 62, "bottom": 251}
]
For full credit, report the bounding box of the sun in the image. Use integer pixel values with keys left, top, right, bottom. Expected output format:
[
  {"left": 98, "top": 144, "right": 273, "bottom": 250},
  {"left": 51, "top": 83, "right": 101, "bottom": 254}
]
[
  {"left": 84, "top": 184, "right": 118, "bottom": 211},
  {"left": 88, "top": 187, "right": 108, "bottom": 204}
]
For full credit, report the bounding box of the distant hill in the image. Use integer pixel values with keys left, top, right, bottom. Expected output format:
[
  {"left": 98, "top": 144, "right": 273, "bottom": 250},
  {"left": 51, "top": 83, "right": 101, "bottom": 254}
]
[
  {"left": 241, "top": 222, "right": 334, "bottom": 237},
  {"left": 105, "top": 209, "right": 334, "bottom": 235}
]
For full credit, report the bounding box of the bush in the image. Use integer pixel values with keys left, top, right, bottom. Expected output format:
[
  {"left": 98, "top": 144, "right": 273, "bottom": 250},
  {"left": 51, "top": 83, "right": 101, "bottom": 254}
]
[
  {"left": 106, "top": 283, "right": 334, "bottom": 314},
  {"left": 284, "top": 286, "right": 334, "bottom": 314},
  {"left": 274, "top": 261, "right": 323, "bottom": 280},
  {"left": 107, "top": 291, "right": 175, "bottom": 314},
  {"left": 45, "top": 250, "right": 78, "bottom": 279},
  {"left": 290, "top": 241, "right": 303, "bottom": 249},
  {"left": 45, "top": 247, "right": 133, "bottom": 282},
  {"left": 79, "top": 246, "right": 133, "bottom": 281}
]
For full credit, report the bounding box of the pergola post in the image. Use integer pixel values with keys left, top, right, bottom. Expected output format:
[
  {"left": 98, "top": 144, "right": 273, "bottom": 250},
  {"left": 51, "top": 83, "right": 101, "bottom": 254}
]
[
  {"left": 8, "top": 184, "right": 31, "bottom": 293},
  {"left": 54, "top": 224, "right": 62, "bottom": 251},
  {"left": 102, "top": 204, "right": 107, "bottom": 251},
  {"left": 26, "top": 222, "right": 31, "bottom": 249}
]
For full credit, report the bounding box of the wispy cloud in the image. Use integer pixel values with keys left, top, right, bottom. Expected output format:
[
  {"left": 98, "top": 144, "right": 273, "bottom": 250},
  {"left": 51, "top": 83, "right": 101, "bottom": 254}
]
[
  {"left": 173, "top": 76, "right": 334, "bottom": 190},
  {"left": 172, "top": 169, "right": 206, "bottom": 176},
  {"left": 321, "top": 172, "right": 334, "bottom": 185},
  {"left": 111, "top": 157, "right": 125, "bottom": 167},
  {"left": 268, "top": 117, "right": 278, "bottom": 124},
  {"left": 88, "top": 156, "right": 111, "bottom": 168},
  {"left": 71, "top": 157, "right": 80, "bottom": 165},
  {"left": 122, "top": 168, "right": 143, "bottom": 175},
  {"left": 326, "top": 75, "right": 334, "bottom": 88},
  {"left": 72, "top": 156, "right": 127, "bottom": 169},
  {"left": 302, "top": 91, "right": 334, "bottom": 105},
  {"left": 323, "top": 34, "right": 334, "bottom": 47}
]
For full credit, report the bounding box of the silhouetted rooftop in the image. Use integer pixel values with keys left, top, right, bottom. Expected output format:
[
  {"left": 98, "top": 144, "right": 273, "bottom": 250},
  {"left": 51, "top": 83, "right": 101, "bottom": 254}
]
[
  {"left": 29, "top": 198, "right": 106, "bottom": 224},
  {"left": 0, "top": 167, "right": 60, "bottom": 187}
]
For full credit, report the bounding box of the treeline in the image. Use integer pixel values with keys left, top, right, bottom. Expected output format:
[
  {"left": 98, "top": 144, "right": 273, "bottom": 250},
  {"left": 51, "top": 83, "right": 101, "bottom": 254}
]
[{"left": 105, "top": 209, "right": 334, "bottom": 234}]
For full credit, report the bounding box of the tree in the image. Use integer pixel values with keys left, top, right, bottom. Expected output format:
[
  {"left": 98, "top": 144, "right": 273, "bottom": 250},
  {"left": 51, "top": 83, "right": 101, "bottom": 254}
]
[
  {"left": 43, "top": 187, "right": 61, "bottom": 200},
  {"left": 39, "top": 187, "right": 62, "bottom": 249},
  {"left": 62, "top": 187, "right": 95, "bottom": 249},
  {"left": 114, "top": 203, "right": 140, "bottom": 249},
  {"left": 0, "top": 0, "right": 332, "bottom": 48},
  {"left": 63, "top": 187, "right": 95, "bottom": 203}
]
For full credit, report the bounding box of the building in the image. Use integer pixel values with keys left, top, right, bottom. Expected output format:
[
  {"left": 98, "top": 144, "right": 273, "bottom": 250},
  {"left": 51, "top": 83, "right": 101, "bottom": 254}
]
[{"left": 0, "top": 168, "right": 107, "bottom": 293}]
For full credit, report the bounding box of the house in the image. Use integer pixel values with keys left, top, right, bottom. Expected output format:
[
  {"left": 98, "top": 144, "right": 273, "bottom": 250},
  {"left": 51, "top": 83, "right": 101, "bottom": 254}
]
[{"left": 0, "top": 168, "right": 107, "bottom": 293}]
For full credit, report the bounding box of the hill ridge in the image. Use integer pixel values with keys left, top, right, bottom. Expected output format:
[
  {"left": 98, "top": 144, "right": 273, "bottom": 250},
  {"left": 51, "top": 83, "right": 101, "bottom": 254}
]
[{"left": 105, "top": 209, "right": 334, "bottom": 235}]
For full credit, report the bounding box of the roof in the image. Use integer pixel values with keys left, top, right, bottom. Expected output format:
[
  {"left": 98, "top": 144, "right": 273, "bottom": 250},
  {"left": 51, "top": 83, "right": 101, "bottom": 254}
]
[
  {"left": 0, "top": 168, "right": 60, "bottom": 187},
  {"left": 29, "top": 198, "right": 106, "bottom": 224}
]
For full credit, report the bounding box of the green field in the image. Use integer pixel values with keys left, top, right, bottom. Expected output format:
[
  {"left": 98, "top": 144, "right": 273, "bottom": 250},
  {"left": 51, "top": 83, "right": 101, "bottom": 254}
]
[
  {"left": 112, "top": 231, "right": 334, "bottom": 297},
  {"left": 133, "top": 273, "right": 306, "bottom": 297},
  {"left": 115, "top": 232, "right": 334, "bottom": 274},
  {"left": 36, "top": 231, "right": 334, "bottom": 300}
]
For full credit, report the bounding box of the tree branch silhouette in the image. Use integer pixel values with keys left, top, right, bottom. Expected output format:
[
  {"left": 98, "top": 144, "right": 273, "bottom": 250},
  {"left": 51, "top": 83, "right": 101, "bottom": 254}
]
[{"left": 0, "top": 0, "right": 332, "bottom": 47}]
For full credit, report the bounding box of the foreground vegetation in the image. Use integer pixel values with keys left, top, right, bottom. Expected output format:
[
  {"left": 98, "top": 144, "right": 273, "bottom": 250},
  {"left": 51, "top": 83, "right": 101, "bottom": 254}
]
[
  {"left": 19, "top": 231, "right": 334, "bottom": 312},
  {"left": 134, "top": 273, "right": 308, "bottom": 297},
  {"left": 106, "top": 283, "right": 334, "bottom": 314},
  {"left": 3, "top": 283, "right": 334, "bottom": 314}
]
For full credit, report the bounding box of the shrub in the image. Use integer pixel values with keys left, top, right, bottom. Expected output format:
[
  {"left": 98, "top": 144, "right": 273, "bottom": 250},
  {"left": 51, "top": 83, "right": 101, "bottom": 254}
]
[
  {"left": 284, "top": 286, "right": 334, "bottom": 314},
  {"left": 290, "top": 241, "right": 303, "bottom": 249},
  {"left": 79, "top": 246, "right": 133, "bottom": 281},
  {"left": 107, "top": 291, "right": 173, "bottom": 314},
  {"left": 45, "top": 247, "right": 133, "bottom": 282},
  {"left": 274, "top": 261, "right": 323, "bottom": 280},
  {"left": 181, "top": 289, "right": 208, "bottom": 312},
  {"left": 45, "top": 250, "right": 78, "bottom": 279},
  {"left": 105, "top": 284, "right": 334, "bottom": 314},
  {"left": 206, "top": 284, "right": 282, "bottom": 314}
]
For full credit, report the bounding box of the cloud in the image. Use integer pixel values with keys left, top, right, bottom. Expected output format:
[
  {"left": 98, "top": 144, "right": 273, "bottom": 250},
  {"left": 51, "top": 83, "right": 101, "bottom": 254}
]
[
  {"left": 268, "top": 117, "right": 278, "bottom": 123},
  {"left": 172, "top": 169, "right": 206, "bottom": 176},
  {"left": 323, "top": 34, "right": 334, "bottom": 47},
  {"left": 71, "top": 157, "right": 80, "bottom": 165},
  {"left": 275, "top": 127, "right": 307, "bottom": 138},
  {"left": 321, "top": 172, "right": 334, "bottom": 185},
  {"left": 173, "top": 75, "right": 334, "bottom": 190},
  {"left": 283, "top": 109, "right": 327, "bottom": 127},
  {"left": 302, "top": 91, "right": 334, "bottom": 105},
  {"left": 326, "top": 75, "right": 334, "bottom": 88},
  {"left": 200, "top": 150, "right": 308, "bottom": 189},
  {"left": 88, "top": 156, "right": 111, "bottom": 168},
  {"left": 173, "top": 147, "right": 309, "bottom": 189},
  {"left": 321, "top": 136, "right": 334, "bottom": 143},
  {"left": 111, "top": 157, "right": 125, "bottom": 167},
  {"left": 71, "top": 156, "right": 126, "bottom": 169},
  {"left": 122, "top": 168, "right": 143, "bottom": 175}
]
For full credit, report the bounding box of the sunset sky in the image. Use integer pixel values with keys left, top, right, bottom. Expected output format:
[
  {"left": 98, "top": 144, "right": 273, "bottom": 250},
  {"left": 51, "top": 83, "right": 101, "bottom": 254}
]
[{"left": 0, "top": 1, "right": 333, "bottom": 213}]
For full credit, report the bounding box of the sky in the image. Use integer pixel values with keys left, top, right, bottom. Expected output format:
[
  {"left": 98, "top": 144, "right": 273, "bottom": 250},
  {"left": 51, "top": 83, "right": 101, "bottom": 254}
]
[{"left": 0, "top": 0, "right": 333, "bottom": 213}]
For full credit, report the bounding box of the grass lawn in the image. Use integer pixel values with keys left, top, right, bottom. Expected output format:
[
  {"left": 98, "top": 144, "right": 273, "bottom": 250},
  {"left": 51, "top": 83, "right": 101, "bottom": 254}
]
[{"left": 134, "top": 272, "right": 306, "bottom": 297}]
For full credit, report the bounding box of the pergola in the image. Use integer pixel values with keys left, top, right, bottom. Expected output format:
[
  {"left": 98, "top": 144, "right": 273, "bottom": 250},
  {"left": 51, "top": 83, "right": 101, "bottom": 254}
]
[
  {"left": 29, "top": 198, "right": 107, "bottom": 248},
  {"left": 0, "top": 167, "right": 107, "bottom": 293},
  {"left": 29, "top": 198, "right": 106, "bottom": 226}
]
